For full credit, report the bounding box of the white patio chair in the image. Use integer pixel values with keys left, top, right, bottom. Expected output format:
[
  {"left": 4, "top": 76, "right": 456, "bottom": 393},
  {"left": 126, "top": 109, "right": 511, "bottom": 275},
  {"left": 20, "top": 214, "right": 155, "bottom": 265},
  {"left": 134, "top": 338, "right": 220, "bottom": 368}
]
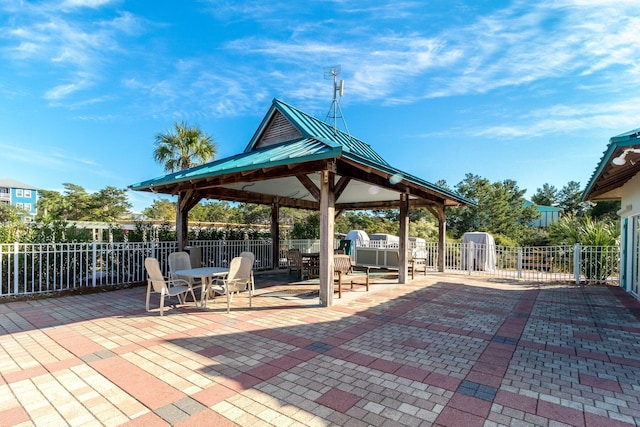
[
  {"left": 215, "top": 256, "right": 253, "bottom": 313},
  {"left": 145, "top": 257, "right": 197, "bottom": 316},
  {"left": 168, "top": 251, "right": 202, "bottom": 300},
  {"left": 239, "top": 251, "right": 255, "bottom": 295}
]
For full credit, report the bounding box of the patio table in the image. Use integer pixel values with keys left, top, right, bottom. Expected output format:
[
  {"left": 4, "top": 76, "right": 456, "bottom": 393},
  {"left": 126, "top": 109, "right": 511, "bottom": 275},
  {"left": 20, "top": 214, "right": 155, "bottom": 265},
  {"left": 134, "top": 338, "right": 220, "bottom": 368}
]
[
  {"left": 174, "top": 267, "right": 229, "bottom": 308},
  {"left": 302, "top": 253, "right": 320, "bottom": 278}
]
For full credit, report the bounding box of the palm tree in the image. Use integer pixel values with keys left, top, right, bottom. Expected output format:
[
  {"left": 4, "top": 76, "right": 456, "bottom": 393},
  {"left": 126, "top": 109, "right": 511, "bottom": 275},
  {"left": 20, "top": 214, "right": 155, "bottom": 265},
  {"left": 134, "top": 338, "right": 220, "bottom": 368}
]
[{"left": 153, "top": 122, "right": 216, "bottom": 173}]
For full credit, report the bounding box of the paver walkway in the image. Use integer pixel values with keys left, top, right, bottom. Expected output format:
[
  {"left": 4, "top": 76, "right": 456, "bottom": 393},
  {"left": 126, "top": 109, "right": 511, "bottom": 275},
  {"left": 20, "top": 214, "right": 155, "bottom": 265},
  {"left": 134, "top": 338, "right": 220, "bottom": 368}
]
[{"left": 1, "top": 273, "right": 640, "bottom": 426}]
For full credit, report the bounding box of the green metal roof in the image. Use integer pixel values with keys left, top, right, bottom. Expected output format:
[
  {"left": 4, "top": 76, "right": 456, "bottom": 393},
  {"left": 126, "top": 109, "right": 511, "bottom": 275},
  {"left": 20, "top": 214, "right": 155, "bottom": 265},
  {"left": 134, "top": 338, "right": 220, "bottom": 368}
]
[
  {"left": 130, "top": 137, "right": 336, "bottom": 189},
  {"left": 582, "top": 127, "right": 640, "bottom": 201},
  {"left": 130, "top": 98, "right": 473, "bottom": 206}
]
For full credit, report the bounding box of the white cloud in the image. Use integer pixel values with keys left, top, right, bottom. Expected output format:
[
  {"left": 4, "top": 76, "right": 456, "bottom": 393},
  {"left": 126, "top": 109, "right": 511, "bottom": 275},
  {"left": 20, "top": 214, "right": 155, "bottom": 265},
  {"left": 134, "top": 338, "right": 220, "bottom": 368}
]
[
  {"left": 4, "top": 0, "right": 639, "bottom": 125},
  {"left": 60, "top": 0, "right": 117, "bottom": 9},
  {"left": 2, "top": 4, "right": 145, "bottom": 103},
  {"left": 470, "top": 97, "right": 640, "bottom": 139}
]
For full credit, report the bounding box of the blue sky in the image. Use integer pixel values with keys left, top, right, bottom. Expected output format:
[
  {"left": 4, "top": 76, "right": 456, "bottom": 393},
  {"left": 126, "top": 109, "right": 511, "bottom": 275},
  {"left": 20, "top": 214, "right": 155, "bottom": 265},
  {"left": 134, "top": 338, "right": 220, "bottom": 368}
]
[{"left": 2, "top": 0, "right": 640, "bottom": 212}]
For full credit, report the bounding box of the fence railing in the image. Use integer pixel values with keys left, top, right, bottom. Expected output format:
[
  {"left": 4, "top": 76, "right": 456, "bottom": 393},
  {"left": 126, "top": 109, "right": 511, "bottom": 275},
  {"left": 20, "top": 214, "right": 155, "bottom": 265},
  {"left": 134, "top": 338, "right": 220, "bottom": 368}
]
[
  {"left": 432, "top": 242, "right": 619, "bottom": 284},
  {"left": 0, "top": 240, "right": 620, "bottom": 298}
]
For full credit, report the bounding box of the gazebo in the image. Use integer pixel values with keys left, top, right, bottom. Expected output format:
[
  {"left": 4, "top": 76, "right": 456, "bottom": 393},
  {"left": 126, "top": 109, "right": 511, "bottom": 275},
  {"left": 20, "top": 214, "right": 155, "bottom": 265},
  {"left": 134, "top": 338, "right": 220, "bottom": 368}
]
[{"left": 130, "top": 99, "right": 473, "bottom": 306}]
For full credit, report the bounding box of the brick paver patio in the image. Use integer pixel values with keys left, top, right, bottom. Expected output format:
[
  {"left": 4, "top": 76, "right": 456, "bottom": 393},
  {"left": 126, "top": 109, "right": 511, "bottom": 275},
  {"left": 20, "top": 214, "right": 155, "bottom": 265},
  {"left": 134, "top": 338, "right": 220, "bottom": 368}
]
[{"left": 1, "top": 272, "right": 639, "bottom": 426}]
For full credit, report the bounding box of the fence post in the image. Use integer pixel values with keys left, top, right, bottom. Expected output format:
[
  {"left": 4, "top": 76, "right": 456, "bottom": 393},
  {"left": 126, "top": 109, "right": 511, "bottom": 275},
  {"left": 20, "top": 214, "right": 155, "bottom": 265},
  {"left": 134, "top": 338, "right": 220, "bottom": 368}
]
[
  {"left": 13, "top": 242, "right": 19, "bottom": 295},
  {"left": 517, "top": 247, "right": 523, "bottom": 279},
  {"left": 92, "top": 242, "right": 97, "bottom": 288},
  {"left": 573, "top": 243, "right": 581, "bottom": 284}
]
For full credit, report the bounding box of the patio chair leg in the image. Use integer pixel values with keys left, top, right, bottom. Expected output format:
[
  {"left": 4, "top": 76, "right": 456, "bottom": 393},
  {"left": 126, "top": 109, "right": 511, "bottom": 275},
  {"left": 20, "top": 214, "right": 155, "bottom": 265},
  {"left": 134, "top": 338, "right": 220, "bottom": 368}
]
[
  {"left": 145, "top": 281, "right": 152, "bottom": 312},
  {"left": 159, "top": 289, "right": 166, "bottom": 316}
]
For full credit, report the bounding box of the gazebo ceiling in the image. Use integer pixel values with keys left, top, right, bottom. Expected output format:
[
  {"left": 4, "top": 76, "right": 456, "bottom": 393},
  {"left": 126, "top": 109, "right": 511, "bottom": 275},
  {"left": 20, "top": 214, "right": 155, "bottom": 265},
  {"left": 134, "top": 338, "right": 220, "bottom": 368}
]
[
  {"left": 130, "top": 99, "right": 474, "bottom": 210},
  {"left": 583, "top": 127, "right": 640, "bottom": 201}
]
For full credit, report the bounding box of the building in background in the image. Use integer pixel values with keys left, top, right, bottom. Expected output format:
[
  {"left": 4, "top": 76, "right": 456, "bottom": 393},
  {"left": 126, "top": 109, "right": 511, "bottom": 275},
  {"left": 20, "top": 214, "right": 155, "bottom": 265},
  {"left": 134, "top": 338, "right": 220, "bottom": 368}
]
[
  {"left": 0, "top": 178, "right": 38, "bottom": 222},
  {"left": 525, "top": 201, "right": 563, "bottom": 228},
  {"left": 582, "top": 127, "right": 640, "bottom": 300}
]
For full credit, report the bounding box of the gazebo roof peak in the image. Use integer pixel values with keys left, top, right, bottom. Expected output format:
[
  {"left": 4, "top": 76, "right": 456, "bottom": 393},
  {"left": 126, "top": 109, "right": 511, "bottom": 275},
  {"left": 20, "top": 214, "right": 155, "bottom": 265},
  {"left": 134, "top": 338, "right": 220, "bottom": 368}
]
[{"left": 244, "top": 98, "right": 389, "bottom": 167}]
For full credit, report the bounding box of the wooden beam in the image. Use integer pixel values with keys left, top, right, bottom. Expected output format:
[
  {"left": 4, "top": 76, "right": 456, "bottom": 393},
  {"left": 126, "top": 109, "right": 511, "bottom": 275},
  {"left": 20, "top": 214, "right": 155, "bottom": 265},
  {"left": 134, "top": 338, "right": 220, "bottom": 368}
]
[
  {"left": 296, "top": 174, "right": 320, "bottom": 201},
  {"left": 146, "top": 160, "right": 333, "bottom": 195},
  {"left": 336, "top": 160, "right": 450, "bottom": 205},
  {"left": 199, "top": 187, "right": 319, "bottom": 210}
]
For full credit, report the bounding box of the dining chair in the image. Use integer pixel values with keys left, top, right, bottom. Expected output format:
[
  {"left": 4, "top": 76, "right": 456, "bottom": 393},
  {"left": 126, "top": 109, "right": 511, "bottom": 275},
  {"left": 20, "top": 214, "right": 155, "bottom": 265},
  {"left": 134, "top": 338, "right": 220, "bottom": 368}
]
[
  {"left": 239, "top": 251, "right": 255, "bottom": 294},
  {"left": 286, "top": 249, "right": 308, "bottom": 280},
  {"left": 144, "top": 257, "right": 197, "bottom": 316},
  {"left": 218, "top": 256, "right": 253, "bottom": 313},
  {"left": 168, "top": 251, "right": 202, "bottom": 300}
]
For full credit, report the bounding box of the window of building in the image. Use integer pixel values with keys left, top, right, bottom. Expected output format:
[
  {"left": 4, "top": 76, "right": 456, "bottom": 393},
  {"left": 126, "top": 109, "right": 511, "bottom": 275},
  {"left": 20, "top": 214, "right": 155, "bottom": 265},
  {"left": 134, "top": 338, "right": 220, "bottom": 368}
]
[
  {"left": 24, "top": 203, "right": 32, "bottom": 212},
  {"left": 24, "top": 190, "right": 31, "bottom": 198},
  {"left": 16, "top": 189, "right": 23, "bottom": 197},
  {"left": 0, "top": 187, "right": 8, "bottom": 194},
  {"left": 15, "top": 202, "right": 23, "bottom": 209}
]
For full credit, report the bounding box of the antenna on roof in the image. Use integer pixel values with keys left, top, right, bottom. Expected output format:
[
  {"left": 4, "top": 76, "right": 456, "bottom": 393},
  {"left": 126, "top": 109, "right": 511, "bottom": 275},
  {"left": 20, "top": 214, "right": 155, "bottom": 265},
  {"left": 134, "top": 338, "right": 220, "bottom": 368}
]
[{"left": 324, "top": 65, "right": 350, "bottom": 135}]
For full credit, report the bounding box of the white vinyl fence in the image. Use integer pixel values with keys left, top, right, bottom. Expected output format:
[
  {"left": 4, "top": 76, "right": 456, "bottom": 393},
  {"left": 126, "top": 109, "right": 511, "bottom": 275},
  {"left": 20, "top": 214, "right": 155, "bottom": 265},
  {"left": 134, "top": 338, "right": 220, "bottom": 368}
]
[{"left": 0, "top": 240, "right": 620, "bottom": 298}]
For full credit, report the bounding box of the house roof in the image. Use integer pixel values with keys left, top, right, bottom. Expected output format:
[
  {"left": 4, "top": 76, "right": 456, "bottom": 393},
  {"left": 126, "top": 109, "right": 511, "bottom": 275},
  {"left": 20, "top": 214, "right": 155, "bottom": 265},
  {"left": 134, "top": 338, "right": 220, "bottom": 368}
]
[
  {"left": 524, "top": 201, "right": 562, "bottom": 212},
  {"left": 582, "top": 127, "right": 640, "bottom": 201},
  {"left": 0, "top": 178, "right": 38, "bottom": 190},
  {"left": 130, "top": 98, "right": 474, "bottom": 210}
]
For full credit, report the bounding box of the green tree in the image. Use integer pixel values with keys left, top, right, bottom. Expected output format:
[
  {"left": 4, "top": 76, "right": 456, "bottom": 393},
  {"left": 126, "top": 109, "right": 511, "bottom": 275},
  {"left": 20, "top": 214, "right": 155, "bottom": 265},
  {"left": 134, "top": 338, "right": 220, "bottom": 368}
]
[
  {"left": 335, "top": 211, "right": 378, "bottom": 235},
  {"left": 62, "top": 183, "right": 92, "bottom": 220},
  {"left": 143, "top": 199, "right": 176, "bottom": 221},
  {"left": 153, "top": 121, "right": 216, "bottom": 173},
  {"left": 290, "top": 213, "right": 320, "bottom": 239},
  {"left": 409, "top": 216, "right": 439, "bottom": 241},
  {"left": 0, "top": 204, "right": 30, "bottom": 242},
  {"left": 238, "top": 203, "right": 271, "bottom": 225},
  {"left": 448, "top": 174, "right": 538, "bottom": 244},
  {"left": 557, "top": 181, "right": 584, "bottom": 216},
  {"left": 37, "top": 184, "right": 131, "bottom": 222},
  {"left": 90, "top": 186, "right": 132, "bottom": 222},
  {"left": 547, "top": 214, "right": 618, "bottom": 246},
  {"left": 531, "top": 183, "right": 558, "bottom": 206},
  {"left": 37, "top": 189, "right": 65, "bottom": 221},
  {"left": 547, "top": 214, "right": 619, "bottom": 281},
  {"left": 0, "top": 203, "right": 19, "bottom": 223},
  {"left": 588, "top": 200, "right": 621, "bottom": 220}
]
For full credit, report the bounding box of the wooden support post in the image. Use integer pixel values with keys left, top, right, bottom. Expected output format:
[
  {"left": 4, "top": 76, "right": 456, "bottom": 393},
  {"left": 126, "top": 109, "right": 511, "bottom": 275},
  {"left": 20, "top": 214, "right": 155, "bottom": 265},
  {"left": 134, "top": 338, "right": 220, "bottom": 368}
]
[
  {"left": 176, "top": 193, "right": 188, "bottom": 251},
  {"left": 319, "top": 170, "right": 335, "bottom": 307},
  {"left": 437, "top": 206, "right": 446, "bottom": 272},
  {"left": 175, "top": 190, "right": 202, "bottom": 252},
  {"left": 271, "top": 198, "right": 280, "bottom": 270},
  {"left": 398, "top": 192, "right": 409, "bottom": 284}
]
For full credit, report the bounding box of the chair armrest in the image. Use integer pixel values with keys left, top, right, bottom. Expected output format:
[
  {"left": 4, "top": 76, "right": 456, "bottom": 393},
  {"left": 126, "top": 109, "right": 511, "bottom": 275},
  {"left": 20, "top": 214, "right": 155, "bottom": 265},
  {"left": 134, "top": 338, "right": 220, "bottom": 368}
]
[{"left": 166, "top": 278, "right": 190, "bottom": 287}]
